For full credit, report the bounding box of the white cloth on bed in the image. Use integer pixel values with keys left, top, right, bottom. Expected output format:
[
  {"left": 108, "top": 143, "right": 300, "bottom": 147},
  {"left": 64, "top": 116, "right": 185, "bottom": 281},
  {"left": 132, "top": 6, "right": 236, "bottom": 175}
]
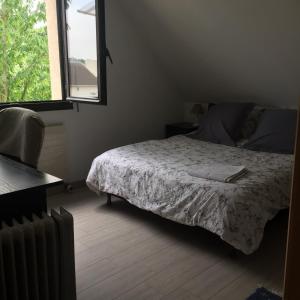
[
  {"left": 187, "top": 164, "right": 247, "bottom": 183},
  {"left": 86, "top": 135, "right": 293, "bottom": 255}
]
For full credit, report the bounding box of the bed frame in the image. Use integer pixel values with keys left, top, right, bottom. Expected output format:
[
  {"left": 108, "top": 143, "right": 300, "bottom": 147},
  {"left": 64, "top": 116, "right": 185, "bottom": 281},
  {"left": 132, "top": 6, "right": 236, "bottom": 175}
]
[
  {"left": 106, "top": 193, "right": 130, "bottom": 205},
  {"left": 106, "top": 193, "right": 126, "bottom": 205}
]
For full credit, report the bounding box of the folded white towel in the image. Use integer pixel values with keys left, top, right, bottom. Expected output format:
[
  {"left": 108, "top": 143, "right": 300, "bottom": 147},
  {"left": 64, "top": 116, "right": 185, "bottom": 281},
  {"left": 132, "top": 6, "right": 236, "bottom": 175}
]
[{"left": 187, "top": 164, "right": 247, "bottom": 183}]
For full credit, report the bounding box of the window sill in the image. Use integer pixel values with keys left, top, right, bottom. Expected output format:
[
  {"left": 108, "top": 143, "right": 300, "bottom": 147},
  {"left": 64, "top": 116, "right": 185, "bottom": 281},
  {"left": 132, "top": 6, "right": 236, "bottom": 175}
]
[
  {"left": 0, "top": 101, "right": 73, "bottom": 112},
  {"left": 66, "top": 97, "right": 107, "bottom": 105}
]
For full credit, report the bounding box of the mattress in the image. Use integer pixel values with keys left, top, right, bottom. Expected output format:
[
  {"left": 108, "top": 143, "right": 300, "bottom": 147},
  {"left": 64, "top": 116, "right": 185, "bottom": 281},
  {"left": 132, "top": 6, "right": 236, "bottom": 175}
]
[{"left": 86, "top": 135, "right": 293, "bottom": 254}]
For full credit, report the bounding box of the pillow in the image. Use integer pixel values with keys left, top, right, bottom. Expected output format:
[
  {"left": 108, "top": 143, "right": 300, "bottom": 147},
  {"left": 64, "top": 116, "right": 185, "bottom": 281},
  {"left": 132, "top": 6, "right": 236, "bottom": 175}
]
[
  {"left": 243, "top": 109, "right": 297, "bottom": 154},
  {"left": 192, "top": 102, "right": 254, "bottom": 146},
  {"left": 240, "top": 106, "right": 266, "bottom": 139},
  {"left": 235, "top": 106, "right": 266, "bottom": 147}
]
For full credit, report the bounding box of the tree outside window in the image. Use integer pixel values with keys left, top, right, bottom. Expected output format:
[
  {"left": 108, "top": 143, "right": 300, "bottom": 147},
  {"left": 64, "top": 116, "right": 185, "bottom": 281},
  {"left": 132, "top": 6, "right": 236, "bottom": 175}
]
[{"left": 0, "top": 0, "right": 52, "bottom": 103}]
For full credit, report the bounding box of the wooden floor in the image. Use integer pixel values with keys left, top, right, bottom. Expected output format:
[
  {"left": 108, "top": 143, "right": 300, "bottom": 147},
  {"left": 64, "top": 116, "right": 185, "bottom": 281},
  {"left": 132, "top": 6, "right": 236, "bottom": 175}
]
[{"left": 49, "top": 188, "right": 288, "bottom": 300}]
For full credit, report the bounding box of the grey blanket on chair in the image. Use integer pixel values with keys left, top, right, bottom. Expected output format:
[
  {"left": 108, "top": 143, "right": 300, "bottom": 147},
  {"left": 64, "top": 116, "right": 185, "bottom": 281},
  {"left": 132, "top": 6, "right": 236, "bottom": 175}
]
[{"left": 0, "top": 108, "right": 45, "bottom": 167}]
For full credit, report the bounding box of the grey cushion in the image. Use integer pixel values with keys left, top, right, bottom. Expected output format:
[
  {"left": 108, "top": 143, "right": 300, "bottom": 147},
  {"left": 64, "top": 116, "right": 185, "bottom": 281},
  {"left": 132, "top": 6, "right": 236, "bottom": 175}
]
[
  {"left": 243, "top": 109, "right": 297, "bottom": 154},
  {"left": 192, "top": 102, "right": 254, "bottom": 146},
  {"left": 240, "top": 106, "right": 266, "bottom": 139}
]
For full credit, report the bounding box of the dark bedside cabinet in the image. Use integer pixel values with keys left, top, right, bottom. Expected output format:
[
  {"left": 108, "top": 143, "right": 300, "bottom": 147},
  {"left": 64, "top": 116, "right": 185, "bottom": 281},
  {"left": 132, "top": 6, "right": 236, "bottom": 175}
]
[{"left": 165, "top": 122, "right": 198, "bottom": 138}]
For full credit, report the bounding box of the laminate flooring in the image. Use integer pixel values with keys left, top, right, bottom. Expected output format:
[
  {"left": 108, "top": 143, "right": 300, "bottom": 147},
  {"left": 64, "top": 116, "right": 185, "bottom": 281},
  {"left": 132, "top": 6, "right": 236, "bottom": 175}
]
[{"left": 49, "top": 187, "right": 288, "bottom": 300}]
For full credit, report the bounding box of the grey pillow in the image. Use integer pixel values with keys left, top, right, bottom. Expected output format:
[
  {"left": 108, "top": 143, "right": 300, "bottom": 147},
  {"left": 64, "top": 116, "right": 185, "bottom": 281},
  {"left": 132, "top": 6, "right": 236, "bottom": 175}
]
[
  {"left": 240, "top": 106, "right": 266, "bottom": 139},
  {"left": 243, "top": 109, "right": 297, "bottom": 154},
  {"left": 192, "top": 102, "right": 254, "bottom": 146}
]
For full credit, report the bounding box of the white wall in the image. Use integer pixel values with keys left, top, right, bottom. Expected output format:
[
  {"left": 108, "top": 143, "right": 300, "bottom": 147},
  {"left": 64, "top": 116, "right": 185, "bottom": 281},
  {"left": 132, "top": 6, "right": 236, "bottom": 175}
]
[
  {"left": 40, "top": 0, "right": 183, "bottom": 182},
  {"left": 119, "top": 0, "right": 300, "bottom": 108}
]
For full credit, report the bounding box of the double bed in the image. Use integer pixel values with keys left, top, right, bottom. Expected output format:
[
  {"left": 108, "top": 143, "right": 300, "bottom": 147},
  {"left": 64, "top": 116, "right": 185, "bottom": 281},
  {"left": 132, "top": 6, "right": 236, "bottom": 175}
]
[{"left": 87, "top": 135, "right": 293, "bottom": 255}]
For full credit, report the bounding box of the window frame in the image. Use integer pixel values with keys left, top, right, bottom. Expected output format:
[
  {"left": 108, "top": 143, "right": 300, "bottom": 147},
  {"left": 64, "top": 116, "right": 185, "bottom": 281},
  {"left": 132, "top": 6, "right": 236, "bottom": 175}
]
[
  {"left": 0, "top": 0, "right": 107, "bottom": 111},
  {"left": 0, "top": 101, "right": 73, "bottom": 112},
  {"left": 58, "top": 0, "right": 107, "bottom": 105}
]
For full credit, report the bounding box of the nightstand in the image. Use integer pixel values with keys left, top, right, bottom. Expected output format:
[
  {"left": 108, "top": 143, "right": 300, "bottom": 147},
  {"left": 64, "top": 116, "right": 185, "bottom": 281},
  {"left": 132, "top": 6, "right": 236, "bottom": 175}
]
[{"left": 165, "top": 122, "right": 198, "bottom": 138}]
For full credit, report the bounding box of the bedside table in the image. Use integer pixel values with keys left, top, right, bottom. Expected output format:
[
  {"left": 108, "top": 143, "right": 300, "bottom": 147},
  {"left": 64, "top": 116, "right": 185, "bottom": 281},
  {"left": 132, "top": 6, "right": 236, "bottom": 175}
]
[{"left": 165, "top": 122, "right": 198, "bottom": 138}]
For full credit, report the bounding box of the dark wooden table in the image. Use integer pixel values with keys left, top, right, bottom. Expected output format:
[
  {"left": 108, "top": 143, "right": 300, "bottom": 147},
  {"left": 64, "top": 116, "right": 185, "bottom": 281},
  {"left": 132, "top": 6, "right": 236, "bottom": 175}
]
[{"left": 0, "top": 154, "right": 63, "bottom": 222}]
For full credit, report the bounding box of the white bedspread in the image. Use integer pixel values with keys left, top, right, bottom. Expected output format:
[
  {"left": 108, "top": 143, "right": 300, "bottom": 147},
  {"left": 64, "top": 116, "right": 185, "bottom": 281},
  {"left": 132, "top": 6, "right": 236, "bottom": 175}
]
[{"left": 86, "top": 136, "right": 293, "bottom": 254}]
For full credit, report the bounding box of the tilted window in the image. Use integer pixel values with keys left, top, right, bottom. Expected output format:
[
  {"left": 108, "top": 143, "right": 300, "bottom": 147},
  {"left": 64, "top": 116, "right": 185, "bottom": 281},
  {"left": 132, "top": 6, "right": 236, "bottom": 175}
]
[{"left": 60, "top": 0, "right": 107, "bottom": 104}]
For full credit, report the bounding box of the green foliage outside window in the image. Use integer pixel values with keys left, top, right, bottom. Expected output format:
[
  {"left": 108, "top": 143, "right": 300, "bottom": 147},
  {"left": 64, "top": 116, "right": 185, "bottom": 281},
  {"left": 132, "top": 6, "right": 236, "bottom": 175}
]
[{"left": 0, "top": 0, "right": 51, "bottom": 102}]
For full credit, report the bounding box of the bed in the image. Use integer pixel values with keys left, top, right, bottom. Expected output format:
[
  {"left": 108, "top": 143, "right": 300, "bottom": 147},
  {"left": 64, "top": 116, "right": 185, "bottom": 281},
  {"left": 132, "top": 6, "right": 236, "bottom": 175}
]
[{"left": 86, "top": 135, "right": 293, "bottom": 255}]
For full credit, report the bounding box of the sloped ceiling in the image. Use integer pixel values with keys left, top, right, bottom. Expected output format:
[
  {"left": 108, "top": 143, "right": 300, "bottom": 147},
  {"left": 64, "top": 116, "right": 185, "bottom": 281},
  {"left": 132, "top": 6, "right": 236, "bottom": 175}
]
[{"left": 118, "top": 0, "right": 300, "bottom": 107}]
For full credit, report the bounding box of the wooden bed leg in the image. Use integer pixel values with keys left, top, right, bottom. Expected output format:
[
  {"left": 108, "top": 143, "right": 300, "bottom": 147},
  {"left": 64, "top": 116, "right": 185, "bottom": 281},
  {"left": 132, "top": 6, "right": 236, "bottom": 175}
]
[{"left": 107, "top": 194, "right": 112, "bottom": 206}]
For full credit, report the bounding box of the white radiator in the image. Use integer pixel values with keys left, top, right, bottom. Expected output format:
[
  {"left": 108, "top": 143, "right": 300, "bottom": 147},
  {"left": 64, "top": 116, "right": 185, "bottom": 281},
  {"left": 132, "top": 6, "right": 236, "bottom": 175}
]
[
  {"left": 0, "top": 208, "right": 76, "bottom": 300},
  {"left": 38, "top": 124, "right": 68, "bottom": 180}
]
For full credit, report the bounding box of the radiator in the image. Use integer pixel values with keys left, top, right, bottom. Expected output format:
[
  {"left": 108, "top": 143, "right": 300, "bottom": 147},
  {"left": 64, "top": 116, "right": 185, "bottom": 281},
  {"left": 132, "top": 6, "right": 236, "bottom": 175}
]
[
  {"left": 0, "top": 208, "right": 76, "bottom": 300},
  {"left": 39, "top": 123, "right": 68, "bottom": 180}
]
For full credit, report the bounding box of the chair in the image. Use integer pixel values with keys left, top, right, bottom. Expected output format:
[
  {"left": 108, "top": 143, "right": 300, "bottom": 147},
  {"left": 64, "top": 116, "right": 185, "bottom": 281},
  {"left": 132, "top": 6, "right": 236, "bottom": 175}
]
[{"left": 0, "top": 107, "right": 45, "bottom": 168}]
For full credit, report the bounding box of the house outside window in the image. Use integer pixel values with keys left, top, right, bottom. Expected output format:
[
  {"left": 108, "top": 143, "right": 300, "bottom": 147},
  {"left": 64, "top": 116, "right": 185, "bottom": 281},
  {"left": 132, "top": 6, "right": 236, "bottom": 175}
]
[{"left": 69, "top": 59, "right": 97, "bottom": 98}]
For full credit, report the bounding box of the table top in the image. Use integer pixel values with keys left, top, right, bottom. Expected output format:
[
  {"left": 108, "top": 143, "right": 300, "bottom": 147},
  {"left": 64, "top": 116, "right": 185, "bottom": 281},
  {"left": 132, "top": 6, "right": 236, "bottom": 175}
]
[{"left": 0, "top": 154, "right": 63, "bottom": 196}]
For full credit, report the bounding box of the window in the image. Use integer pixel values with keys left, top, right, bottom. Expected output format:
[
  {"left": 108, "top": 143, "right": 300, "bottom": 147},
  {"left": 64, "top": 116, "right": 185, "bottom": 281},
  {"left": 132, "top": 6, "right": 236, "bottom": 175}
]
[
  {"left": 60, "top": 0, "right": 107, "bottom": 103},
  {"left": 0, "top": 0, "right": 107, "bottom": 108}
]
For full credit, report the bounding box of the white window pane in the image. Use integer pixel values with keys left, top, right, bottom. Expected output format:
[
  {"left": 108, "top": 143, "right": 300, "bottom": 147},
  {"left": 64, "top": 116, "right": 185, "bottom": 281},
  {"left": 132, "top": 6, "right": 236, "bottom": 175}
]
[{"left": 66, "top": 0, "right": 98, "bottom": 98}]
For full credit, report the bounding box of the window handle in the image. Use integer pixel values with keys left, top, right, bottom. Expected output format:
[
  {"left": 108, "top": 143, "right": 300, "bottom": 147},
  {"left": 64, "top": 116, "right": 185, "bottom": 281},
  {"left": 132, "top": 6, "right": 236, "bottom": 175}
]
[{"left": 106, "top": 48, "right": 113, "bottom": 64}]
